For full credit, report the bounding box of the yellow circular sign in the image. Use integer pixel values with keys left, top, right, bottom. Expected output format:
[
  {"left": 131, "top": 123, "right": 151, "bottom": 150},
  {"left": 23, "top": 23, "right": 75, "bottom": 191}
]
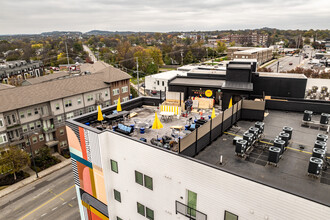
[{"left": 205, "top": 90, "right": 212, "bottom": 97}]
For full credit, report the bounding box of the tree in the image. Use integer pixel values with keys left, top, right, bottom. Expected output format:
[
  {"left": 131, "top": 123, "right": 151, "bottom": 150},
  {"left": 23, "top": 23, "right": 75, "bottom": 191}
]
[
  {"left": 304, "top": 38, "right": 311, "bottom": 45},
  {"left": 216, "top": 41, "right": 227, "bottom": 54},
  {"left": 1, "top": 146, "right": 30, "bottom": 180},
  {"left": 184, "top": 50, "right": 194, "bottom": 64},
  {"left": 229, "top": 41, "right": 236, "bottom": 47}
]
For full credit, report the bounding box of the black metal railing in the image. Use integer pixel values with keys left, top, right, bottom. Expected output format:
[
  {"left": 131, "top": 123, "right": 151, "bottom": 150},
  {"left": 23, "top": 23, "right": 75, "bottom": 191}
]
[{"left": 175, "top": 201, "right": 207, "bottom": 220}]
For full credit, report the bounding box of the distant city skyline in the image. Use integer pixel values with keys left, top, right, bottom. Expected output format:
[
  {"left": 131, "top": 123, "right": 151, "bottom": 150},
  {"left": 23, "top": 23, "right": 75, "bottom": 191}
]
[{"left": 0, "top": 0, "right": 329, "bottom": 35}]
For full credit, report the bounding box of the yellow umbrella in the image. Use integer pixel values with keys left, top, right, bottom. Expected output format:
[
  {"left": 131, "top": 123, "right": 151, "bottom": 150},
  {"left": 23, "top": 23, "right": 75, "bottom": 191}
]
[
  {"left": 117, "top": 97, "right": 122, "bottom": 112},
  {"left": 97, "top": 105, "right": 104, "bottom": 121},
  {"left": 228, "top": 97, "right": 233, "bottom": 109},
  {"left": 152, "top": 112, "right": 163, "bottom": 130},
  {"left": 211, "top": 108, "right": 216, "bottom": 119}
]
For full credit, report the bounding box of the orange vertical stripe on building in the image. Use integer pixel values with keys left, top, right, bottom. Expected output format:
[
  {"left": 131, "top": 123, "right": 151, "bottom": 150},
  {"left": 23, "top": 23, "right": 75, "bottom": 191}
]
[{"left": 79, "top": 127, "right": 87, "bottom": 160}]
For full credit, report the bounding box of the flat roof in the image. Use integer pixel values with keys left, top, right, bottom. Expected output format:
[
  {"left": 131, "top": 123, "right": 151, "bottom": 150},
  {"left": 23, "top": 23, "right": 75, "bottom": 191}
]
[
  {"left": 195, "top": 110, "right": 330, "bottom": 206},
  {"left": 222, "top": 81, "right": 253, "bottom": 91},
  {"left": 188, "top": 69, "right": 226, "bottom": 75},
  {"left": 147, "top": 70, "right": 187, "bottom": 80},
  {"left": 259, "top": 72, "right": 307, "bottom": 79},
  {"left": 169, "top": 77, "right": 224, "bottom": 88},
  {"left": 0, "top": 83, "right": 15, "bottom": 91}
]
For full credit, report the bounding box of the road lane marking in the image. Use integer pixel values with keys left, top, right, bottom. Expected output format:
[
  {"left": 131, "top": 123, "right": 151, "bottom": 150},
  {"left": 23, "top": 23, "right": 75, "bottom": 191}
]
[
  {"left": 71, "top": 197, "right": 76, "bottom": 200},
  {"left": 41, "top": 213, "right": 47, "bottom": 217},
  {"left": 33, "top": 189, "right": 50, "bottom": 199},
  {"left": 60, "top": 197, "right": 64, "bottom": 201},
  {"left": 62, "top": 202, "right": 67, "bottom": 205},
  {"left": 68, "top": 203, "right": 73, "bottom": 207},
  {"left": 52, "top": 207, "right": 57, "bottom": 211},
  {"left": 19, "top": 185, "right": 75, "bottom": 220}
]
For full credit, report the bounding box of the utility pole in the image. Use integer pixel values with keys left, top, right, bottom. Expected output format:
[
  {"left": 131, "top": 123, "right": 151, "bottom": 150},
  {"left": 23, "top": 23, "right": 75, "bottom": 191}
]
[
  {"left": 65, "top": 41, "right": 70, "bottom": 73},
  {"left": 180, "top": 50, "right": 184, "bottom": 66},
  {"left": 136, "top": 57, "right": 139, "bottom": 97},
  {"left": 276, "top": 61, "right": 279, "bottom": 73},
  {"left": 206, "top": 48, "right": 208, "bottom": 60}
]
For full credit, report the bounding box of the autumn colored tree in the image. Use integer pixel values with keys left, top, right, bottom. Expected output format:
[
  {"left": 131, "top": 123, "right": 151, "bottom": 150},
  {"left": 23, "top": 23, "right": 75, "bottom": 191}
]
[{"left": 1, "top": 146, "right": 30, "bottom": 180}]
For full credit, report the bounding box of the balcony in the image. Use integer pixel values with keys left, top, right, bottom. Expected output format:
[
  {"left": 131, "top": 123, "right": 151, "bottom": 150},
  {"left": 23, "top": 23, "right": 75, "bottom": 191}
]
[
  {"left": 175, "top": 201, "right": 207, "bottom": 220},
  {"left": 43, "top": 124, "right": 56, "bottom": 133},
  {"left": 45, "top": 139, "right": 59, "bottom": 147},
  {"left": 9, "top": 136, "right": 26, "bottom": 146},
  {"left": 39, "top": 112, "right": 54, "bottom": 120}
]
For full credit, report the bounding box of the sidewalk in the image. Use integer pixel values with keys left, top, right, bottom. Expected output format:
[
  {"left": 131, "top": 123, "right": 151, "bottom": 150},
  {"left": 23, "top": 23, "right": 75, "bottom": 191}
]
[{"left": 0, "top": 158, "right": 71, "bottom": 198}]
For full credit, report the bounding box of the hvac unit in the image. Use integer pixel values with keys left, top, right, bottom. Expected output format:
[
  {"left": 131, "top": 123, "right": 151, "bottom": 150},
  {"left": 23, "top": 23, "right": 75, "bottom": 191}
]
[
  {"left": 248, "top": 127, "right": 259, "bottom": 140},
  {"left": 243, "top": 132, "right": 254, "bottom": 145},
  {"left": 282, "top": 126, "right": 293, "bottom": 140},
  {"left": 308, "top": 157, "right": 323, "bottom": 175},
  {"left": 316, "top": 134, "right": 328, "bottom": 143},
  {"left": 320, "top": 113, "right": 329, "bottom": 125},
  {"left": 279, "top": 132, "right": 290, "bottom": 146},
  {"left": 312, "top": 148, "right": 326, "bottom": 159},
  {"left": 235, "top": 139, "right": 248, "bottom": 154},
  {"left": 303, "top": 110, "right": 313, "bottom": 122},
  {"left": 314, "top": 140, "right": 327, "bottom": 150},
  {"left": 274, "top": 139, "right": 285, "bottom": 154},
  {"left": 255, "top": 121, "right": 264, "bottom": 134},
  {"left": 268, "top": 147, "right": 281, "bottom": 164}
]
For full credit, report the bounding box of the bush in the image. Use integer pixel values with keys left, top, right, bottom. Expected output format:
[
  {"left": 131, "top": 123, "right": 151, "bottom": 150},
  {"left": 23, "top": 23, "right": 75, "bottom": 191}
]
[{"left": 32, "top": 147, "right": 61, "bottom": 171}]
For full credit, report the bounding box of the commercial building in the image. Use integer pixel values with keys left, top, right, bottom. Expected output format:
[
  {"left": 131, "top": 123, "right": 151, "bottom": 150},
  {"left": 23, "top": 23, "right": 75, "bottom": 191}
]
[
  {"left": 227, "top": 47, "right": 273, "bottom": 64},
  {"left": 229, "top": 32, "right": 268, "bottom": 46},
  {"left": 0, "top": 66, "right": 130, "bottom": 155},
  {"left": 66, "top": 60, "right": 330, "bottom": 220},
  {"left": 0, "top": 60, "right": 44, "bottom": 85}
]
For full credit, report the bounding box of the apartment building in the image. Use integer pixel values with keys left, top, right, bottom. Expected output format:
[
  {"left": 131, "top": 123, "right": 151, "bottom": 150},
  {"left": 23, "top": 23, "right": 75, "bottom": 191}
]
[
  {"left": 229, "top": 32, "right": 268, "bottom": 46},
  {"left": 227, "top": 47, "right": 273, "bottom": 64},
  {"left": 0, "top": 60, "right": 44, "bottom": 85},
  {"left": 0, "top": 66, "right": 130, "bottom": 155}
]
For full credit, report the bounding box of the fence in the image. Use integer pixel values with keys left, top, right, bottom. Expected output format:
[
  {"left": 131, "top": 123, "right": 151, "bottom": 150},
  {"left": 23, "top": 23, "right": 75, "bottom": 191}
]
[
  {"left": 178, "top": 99, "right": 265, "bottom": 157},
  {"left": 178, "top": 100, "right": 242, "bottom": 157}
]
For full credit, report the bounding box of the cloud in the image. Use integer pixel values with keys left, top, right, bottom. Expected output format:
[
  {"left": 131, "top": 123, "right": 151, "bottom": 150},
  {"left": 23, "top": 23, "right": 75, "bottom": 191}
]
[{"left": 0, "top": 0, "right": 329, "bottom": 34}]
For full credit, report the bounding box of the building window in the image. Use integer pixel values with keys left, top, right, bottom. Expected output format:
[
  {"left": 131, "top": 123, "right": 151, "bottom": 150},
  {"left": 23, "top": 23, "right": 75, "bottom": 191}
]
[
  {"left": 0, "top": 119, "right": 3, "bottom": 128},
  {"left": 65, "top": 100, "right": 72, "bottom": 107},
  {"left": 114, "top": 189, "right": 121, "bottom": 202},
  {"left": 144, "top": 175, "right": 153, "bottom": 190},
  {"left": 123, "top": 97, "right": 129, "bottom": 102},
  {"left": 121, "top": 86, "right": 128, "bottom": 93},
  {"left": 146, "top": 207, "right": 154, "bottom": 220},
  {"left": 137, "top": 203, "right": 145, "bottom": 216},
  {"left": 87, "top": 95, "right": 93, "bottom": 101},
  {"left": 135, "top": 171, "right": 143, "bottom": 185},
  {"left": 60, "top": 141, "right": 67, "bottom": 148},
  {"left": 6, "top": 115, "right": 11, "bottom": 125},
  {"left": 111, "top": 159, "right": 118, "bottom": 173},
  {"left": 57, "top": 116, "right": 62, "bottom": 123},
  {"left": 114, "top": 99, "right": 118, "bottom": 105},
  {"left": 187, "top": 190, "right": 197, "bottom": 217},
  {"left": 157, "top": 81, "right": 159, "bottom": 85},
  {"left": 22, "top": 125, "right": 28, "bottom": 132},
  {"left": 113, "top": 88, "right": 120, "bottom": 96},
  {"left": 32, "top": 136, "right": 38, "bottom": 143},
  {"left": 27, "top": 110, "right": 32, "bottom": 117},
  {"left": 87, "top": 106, "right": 95, "bottom": 112},
  {"left": 66, "top": 112, "right": 74, "bottom": 119},
  {"left": 162, "top": 81, "right": 164, "bottom": 86},
  {"left": 39, "top": 134, "right": 44, "bottom": 141},
  {"left": 12, "top": 115, "right": 16, "bottom": 123},
  {"left": 19, "top": 112, "right": 25, "bottom": 119},
  {"left": 105, "top": 91, "right": 109, "bottom": 97},
  {"left": 79, "top": 109, "right": 84, "bottom": 115},
  {"left": 77, "top": 98, "right": 82, "bottom": 105},
  {"left": 105, "top": 101, "right": 110, "bottom": 107},
  {"left": 36, "top": 121, "right": 41, "bottom": 128},
  {"left": 0, "top": 134, "right": 8, "bottom": 144},
  {"left": 29, "top": 122, "right": 35, "bottom": 130},
  {"left": 55, "top": 103, "right": 60, "bottom": 110},
  {"left": 60, "top": 129, "right": 64, "bottom": 135},
  {"left": 224, "top": 211, "right": 238, "bottom": 220},
  {"left": 34, "top": 108, "right": 39, "bottom": 115}
]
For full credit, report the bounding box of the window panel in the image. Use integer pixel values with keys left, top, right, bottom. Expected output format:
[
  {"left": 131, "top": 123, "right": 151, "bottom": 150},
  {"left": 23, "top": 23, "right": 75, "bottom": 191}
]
[
  {"left": 137, "top": 202, "right": 145, "bottom": 216},
  {"left": 135, "top": 171, "right": 143, "bottom": 185},
  {"left": 111, "top": 160, "right": 118, "bottom": 173},
  {"left": 144, "top": 175, "right": 153, "bottom": 190},
  {"left": 114, "top": 189, "right": 121, "bottom": 202},
  {"left": 146, "top": 207, "right": 154, "bottom": 220},
  {"left": 224, "top": 211, "right": 238, "bottom": 220}
]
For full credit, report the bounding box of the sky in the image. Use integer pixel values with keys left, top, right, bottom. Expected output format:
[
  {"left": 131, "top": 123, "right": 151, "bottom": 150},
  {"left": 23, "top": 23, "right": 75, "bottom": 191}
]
[{"left": 0, "top": 0, "right": 329, "bottom": 35}]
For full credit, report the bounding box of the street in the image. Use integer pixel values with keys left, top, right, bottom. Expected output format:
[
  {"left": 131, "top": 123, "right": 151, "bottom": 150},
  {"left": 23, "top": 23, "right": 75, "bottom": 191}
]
[
  {"left": 0, "top": 165, "right": 79, "bottom": 220},
  {"left": 83, "top": 45, "right": 97, "bottom": 62},
  {"left": 267, "top": 48, "right": 314, "bottom": 72}
]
